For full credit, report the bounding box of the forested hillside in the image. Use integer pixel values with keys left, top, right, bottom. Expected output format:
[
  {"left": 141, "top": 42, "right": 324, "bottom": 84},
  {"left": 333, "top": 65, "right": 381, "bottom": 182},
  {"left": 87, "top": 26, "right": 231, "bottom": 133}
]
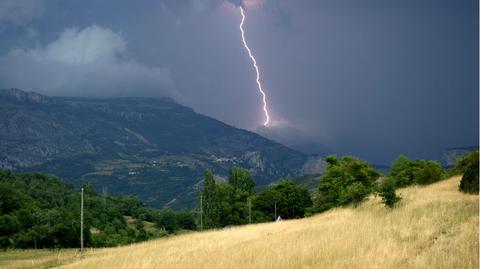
[{"left": 0, "top": 170, "right": 195, "bottom": 248}]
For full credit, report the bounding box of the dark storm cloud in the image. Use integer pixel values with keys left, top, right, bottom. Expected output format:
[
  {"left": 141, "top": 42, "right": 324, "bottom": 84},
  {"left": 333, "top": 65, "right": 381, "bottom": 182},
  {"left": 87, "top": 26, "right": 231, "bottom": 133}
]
[
  {"left": 262, "top": 0, "right": 478, "bottom": 163},
  {"left": 0, "top": 0, "right": 477, "bottom": 164}
]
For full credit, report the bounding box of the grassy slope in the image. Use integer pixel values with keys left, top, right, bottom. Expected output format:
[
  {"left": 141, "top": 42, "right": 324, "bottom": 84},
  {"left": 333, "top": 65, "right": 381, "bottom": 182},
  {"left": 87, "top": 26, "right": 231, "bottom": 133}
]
[
  {"left": 3, "top": 176, "right": 478, "bottom": 269},
  {"left": 0, "top": 249, "right": 80, "bottom": 269}
]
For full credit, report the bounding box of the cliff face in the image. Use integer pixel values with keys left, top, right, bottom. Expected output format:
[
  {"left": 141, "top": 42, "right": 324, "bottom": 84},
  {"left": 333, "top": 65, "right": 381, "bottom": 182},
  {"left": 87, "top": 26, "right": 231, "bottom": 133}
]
[{"left": 0, "top": 89, "right": 324, "bottom": 209}]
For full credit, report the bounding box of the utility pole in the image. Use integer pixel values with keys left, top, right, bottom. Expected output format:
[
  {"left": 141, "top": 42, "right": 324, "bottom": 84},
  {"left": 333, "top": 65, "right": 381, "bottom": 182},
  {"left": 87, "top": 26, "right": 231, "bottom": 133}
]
[
  {"left": 199, "top": 194, "right": 203, "bottom": 231},
  {"left": 80, "top": 186, "right": 84, "bottom": 253},
  {"left": 102, "top": 185, "right": 108, "bottom": 206},
  {"left": 248, "top": 198, "right": 252, "bottom": 224},
  {"left": 102, "top": 185, "right": 107, "bottom": 225},
  {"left": 274, "top": 202, "right": 277, "bottom": 221}
]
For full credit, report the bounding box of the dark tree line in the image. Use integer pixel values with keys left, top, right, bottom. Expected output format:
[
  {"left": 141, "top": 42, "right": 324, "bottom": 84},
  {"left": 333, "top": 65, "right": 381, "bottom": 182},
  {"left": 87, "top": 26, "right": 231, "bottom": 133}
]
[
  {"left": 200, "top": 154, "right": 453, "bottom": 228},
  {"left": 201, "top": 167, "right": 312, "bottom": 228}
]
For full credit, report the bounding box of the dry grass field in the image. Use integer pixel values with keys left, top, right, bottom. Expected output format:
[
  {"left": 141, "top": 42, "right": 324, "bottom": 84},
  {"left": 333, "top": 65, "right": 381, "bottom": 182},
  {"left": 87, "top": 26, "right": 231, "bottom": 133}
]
[
  {"left": 2, "top": 176, "right": 478, "bottom": 269},
  {"left": 58, "top": 176, "right": 478, "bottom": 269},
  {"left": 0, "top": 249, "right": 81, "bottom": 269}
]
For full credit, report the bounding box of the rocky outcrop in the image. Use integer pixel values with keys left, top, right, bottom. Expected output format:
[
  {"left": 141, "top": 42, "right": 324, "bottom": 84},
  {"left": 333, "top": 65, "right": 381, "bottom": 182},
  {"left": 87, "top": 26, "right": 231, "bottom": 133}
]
[{"left": 301, "top": 156, "right": 328, "bottom": 175}]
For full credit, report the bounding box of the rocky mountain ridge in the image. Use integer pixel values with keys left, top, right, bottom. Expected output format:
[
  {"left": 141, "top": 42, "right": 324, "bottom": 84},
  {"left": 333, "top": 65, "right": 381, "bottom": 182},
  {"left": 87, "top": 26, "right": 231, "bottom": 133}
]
[{"left": 0, "top": 88, "right": 326, "bottom": 208}]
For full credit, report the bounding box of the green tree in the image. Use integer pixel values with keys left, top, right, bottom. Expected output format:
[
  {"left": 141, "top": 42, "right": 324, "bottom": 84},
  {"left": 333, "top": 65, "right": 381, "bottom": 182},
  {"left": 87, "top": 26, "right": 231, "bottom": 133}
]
[
  {"left": 176, "top": 211, "right": 196, "bottom": 230},
  {"left": 228, "top": 167, "right": 254, "bottom": 195},
  {"left": 339, "top": 182, "right": 370, "bottom": 206},
  {"left": 313, "top": 155, "right": 379, "bottom": 212},
  {"left": 458, "top": 151, "right": 479, "bottom": 194},
  {"left": 135, "top": 218, "right": 144, "bottom": 230},
  {"left": 202, "top": 170, "right": 220, "bottom": 229},
  {"left": 390, "top": 156, "right": 445, "bottom": 187},
  {"left": 199, "top": 167, "right": 257, "bottom": 228},
  {"left": 155, "top": 209, "right": 178, "bottom": 233},
  {"left": 0, "top": 183, "right": 26, "bottom": 214},
  {"left": 135, "top": 219, "right": 147, "bottom": 242},
  {"left": 218, "top": 183, "right": 249, "bottom": 226},
  {"left": 0, "top": 214, "right": 20, "bottom": 247},
  {"left": 390, "top": 155, "right": 417, "bottom": 186},
  {"left": 252, "top": 188, "right": 282, "bottom": 222},
  {"left": 413, "top": 160, "right": 444, "bottom": 185},
  {"left": 377, "top": 178, "right": 402, "bottom": 208},
  {"left": 253, "top": 181, "right": 312, "bottom": 221}
]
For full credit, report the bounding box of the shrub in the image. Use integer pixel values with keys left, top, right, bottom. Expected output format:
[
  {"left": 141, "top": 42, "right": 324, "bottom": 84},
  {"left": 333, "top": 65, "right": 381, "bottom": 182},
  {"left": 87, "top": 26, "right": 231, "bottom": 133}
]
[
  {"left": 389, "top": 156, "right": 445, "bottom": 187},
  {"left": 378, "top": 178, "right": 401, "bottom": 208},
  {"left": 390, "top": 156, "right": 417, "bottom": 187},
  {"left": 413, "top": 160, "right": 445, "bottom": 185},
  {"left": 313, "top": 155, "right": 379, "bottom": 212},
  {"left": 176, "top": 211, "right": 197, "bottom": 230},
  {"left": 458, "top": 151, "right": 479, "bottom": 194},
  {"left": 339, "top": 182, "right": 370, "bottom": 207},
  {"left": 155, "top": 209, "right": 178, "bottom": 233}
]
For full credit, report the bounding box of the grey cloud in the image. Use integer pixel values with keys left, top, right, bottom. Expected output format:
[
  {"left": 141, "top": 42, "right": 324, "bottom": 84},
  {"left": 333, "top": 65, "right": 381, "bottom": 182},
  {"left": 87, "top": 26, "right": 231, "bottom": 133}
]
[
  {"left": 179, "top": 0, "right": 290, "bottom": 27},
  {"left": 0, "top": 25, "right": 174, "bottom": 98},
  {"left": 262, "top": 0, "right": 290, "bottom": 27},
  {"left": 226, "top": 0, "right": 243, "bottom": 7},
  {"left": 0, "top": 0, "right": 43, "bottom": 26},
  {"left": 232, "top": 0, "right": 291, "bottom": 27},
  {"left": 189, "top": 0, "right": 243, "bottom": 9}
]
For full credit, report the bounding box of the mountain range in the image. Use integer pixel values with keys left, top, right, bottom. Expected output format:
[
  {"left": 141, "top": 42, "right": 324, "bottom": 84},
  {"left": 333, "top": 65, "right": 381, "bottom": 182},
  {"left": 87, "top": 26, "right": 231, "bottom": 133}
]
[{"left": 0, "top": 88, "right": 325, "bottom": 209}]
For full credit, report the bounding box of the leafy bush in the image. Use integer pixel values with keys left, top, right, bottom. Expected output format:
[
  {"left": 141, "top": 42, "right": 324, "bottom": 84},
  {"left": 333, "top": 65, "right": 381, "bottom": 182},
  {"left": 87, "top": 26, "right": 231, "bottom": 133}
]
[
  {"left": 377, "top": 178, "right": 402, "bottom": 208},
  {"left": 389, "top": 156, "right": 445, "bottom": 187},
  {"left": 312, "top": 155, "right": 379, "bottom": 212},
  {"left": 153, "top": 209, "right": 197, "bottom": 232},
  {"left": 413, "top": 160, "right": 445, "bottom": 185},
  {"left": 155, "top": 209, "right": 178, "bottom": 233},
  {"left": 390, "top": 156, "right": 417, "bottom": 186},
  {"left": 340, "top": 182, "right": 370, "bottom": 207},
  {"left": 176, "top": 210, "right": 197, "bottom": 230},
  {"left": 458, "top": 151, "right": 479, "bottom": 194}
]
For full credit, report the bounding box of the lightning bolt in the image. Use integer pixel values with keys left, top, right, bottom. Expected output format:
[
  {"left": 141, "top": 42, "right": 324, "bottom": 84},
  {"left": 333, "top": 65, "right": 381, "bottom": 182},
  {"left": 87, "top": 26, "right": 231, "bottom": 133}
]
[{"left": 239, "top": 6, "right": 271, "bottom": 127}]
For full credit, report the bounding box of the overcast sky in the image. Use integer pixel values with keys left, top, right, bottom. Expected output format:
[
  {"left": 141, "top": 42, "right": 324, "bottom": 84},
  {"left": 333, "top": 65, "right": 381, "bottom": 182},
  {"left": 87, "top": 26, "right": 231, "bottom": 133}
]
[{"left": 0, "top": 0, "right": 477, "bottom": 164}]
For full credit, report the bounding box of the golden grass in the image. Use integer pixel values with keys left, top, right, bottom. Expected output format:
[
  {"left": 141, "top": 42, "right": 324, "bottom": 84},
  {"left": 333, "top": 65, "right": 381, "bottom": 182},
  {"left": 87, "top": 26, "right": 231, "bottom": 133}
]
[
  {"left": 0, "top": 249, "right": 84, "bottom": 269},
  {"left": 7, "top": 176, "right": 479, "bottom": 269}
]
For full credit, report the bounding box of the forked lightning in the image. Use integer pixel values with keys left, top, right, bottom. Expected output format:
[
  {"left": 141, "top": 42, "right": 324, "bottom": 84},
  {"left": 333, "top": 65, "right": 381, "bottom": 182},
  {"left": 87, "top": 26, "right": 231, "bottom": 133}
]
[{"left": 239, "top": 6, "right": 271, "bottom": 126}]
